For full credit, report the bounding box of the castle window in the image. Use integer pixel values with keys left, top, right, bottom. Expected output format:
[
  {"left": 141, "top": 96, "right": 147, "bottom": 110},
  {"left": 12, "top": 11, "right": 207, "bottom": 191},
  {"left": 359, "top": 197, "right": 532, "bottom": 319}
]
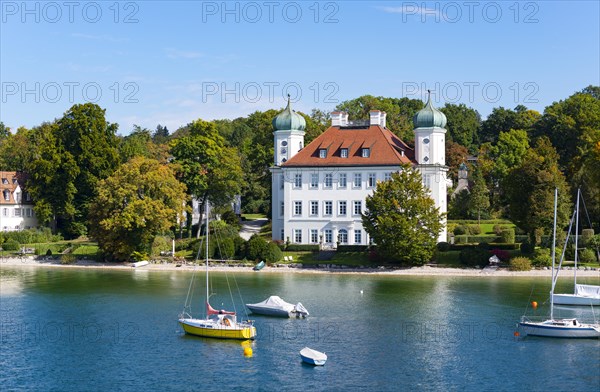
[
  {"left": 338, "top": 173, "right": 347, "bottom": 188},
  {"left": 310, "top": 201, "right": 319, "bottom": 216},
  {"left": 338, "top": 201, "right": 347, "bottom": 216},
  {"left": 324, "top": 229, "right": 333, "bottom": 243},
  {"left": 324, "top": 201, "right": 333, "bottom": 216},
  {"left": 353, "top": 201, "right": 362, "bottom": 215},
  {"left": 294, "top": 201, "right": 302, "bottom": 216},
  {"left": 368, "top": 173, "right": 377, "bottom": 188},
  {"left": 310, "top": 229, "right": 318, "bottom": 244},
  {"left": 340, "top": 148, "right": 348, "bottom": 158},
  {"left": 354, "top": 230, "right": 362, "bottom": 244},
  {"left": 310, "top": 173, "right": 319, "bottom": 189},
  {"left": 353, "top": 173, "right": 362, "bottom": 188},
  {"left": 384, "top": 172, "right": 392, "bottom": 182},
  {"left": 362, "top": 148, "right": 370, "bottom": 158},
  {"left": 319, "top": 149, "right": 327, "bottom": 158},
  {"left": 338, "top": 229, "right": 348, "bottom": 244},
  {"left": 294, "top": 229, "right": 302, "bottom": 243},
  {"left": 294, "top": 174, "right": 302, "bottom": 188},
  {"left": 324, "top": 173, "right": 333, "bottom": 188}
]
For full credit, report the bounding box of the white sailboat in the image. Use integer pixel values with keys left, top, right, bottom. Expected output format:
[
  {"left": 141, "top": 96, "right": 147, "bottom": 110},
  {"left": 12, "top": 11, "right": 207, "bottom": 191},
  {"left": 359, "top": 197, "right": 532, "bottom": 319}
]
[
  {"left": 519, "top": 189, "right": 600, "bottom": 338},
  {"left": 178, "top": 203, "right": 257, "bottom": 340},
  {"left": 552, "top": 188, "right": 600, "bottom": 306}
]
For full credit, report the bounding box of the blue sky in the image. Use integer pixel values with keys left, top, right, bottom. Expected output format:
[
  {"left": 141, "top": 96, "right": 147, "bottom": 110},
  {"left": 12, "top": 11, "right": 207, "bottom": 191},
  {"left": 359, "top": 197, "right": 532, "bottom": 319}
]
[{"left": 1, "top": 1, "right": 599, "bottom": 135}]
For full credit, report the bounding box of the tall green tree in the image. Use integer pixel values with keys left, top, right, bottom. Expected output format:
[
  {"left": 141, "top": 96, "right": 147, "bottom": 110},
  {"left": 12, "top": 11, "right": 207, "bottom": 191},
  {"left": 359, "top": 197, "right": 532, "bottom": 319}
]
[
  {"left": 89, "top": 157, "right": 187, "bottom": 261},
  {"left": 0, "top": 122, "right": 9, "bottom": 140},
  {"left": 170, "top": 119, "right": 244, "bottom": 235},
  {"left": 504, "top": 137, "right": 571, "bottom": 244},
  {"left": 440, "top": 103, "right": 481, "bottom": 151},
  {"left": 479, "top": 105, "right": 540, "bottom": 144},
  {"left": 362, "top": 166, "right": 443, "bottom": 265},
  {"left": 467, "top": 166, "right": 490, "bottom": 223},
  {"left": 533, "top": 88, "right": 600, "bottom": 227},
  {"left": 56, "top": 103, "right": 120, "bottom": 237},
  {"left": 0, "top": 126, "right": 31, "bottom": 171},
  {"left": 26, "top": 122, "right": 79, "bottom": 229}
]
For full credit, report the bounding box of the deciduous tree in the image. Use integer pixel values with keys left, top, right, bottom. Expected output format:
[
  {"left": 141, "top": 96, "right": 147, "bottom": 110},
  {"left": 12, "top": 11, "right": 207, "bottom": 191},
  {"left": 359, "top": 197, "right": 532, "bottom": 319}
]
[
  {"left": 362, "top": 166, "right": 443, "bottom": 265},
  {"left": 89, "top": 157, "right": 187, "bottom": 261}
]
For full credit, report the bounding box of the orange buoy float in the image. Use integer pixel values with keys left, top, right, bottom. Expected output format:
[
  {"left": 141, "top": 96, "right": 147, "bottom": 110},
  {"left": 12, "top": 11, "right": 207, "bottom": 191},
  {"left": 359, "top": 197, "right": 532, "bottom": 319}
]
[
  {"left": 531, "top": 301, "right": 538, "bottom": 309},
  {"left": 514, "top": 331, "right": 520, "bottom": 337}
]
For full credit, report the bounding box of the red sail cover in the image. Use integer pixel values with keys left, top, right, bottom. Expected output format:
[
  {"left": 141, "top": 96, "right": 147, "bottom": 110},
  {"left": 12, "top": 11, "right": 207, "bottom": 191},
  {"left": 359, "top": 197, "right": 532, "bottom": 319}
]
[{"left": 206, "top": 302, "right": 236, "bottom": 315}]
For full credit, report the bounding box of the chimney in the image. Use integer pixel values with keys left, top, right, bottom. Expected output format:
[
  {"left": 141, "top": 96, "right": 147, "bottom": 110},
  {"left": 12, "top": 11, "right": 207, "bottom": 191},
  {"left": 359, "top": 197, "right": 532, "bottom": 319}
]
[
  {"left": 380, "top": 111, "right": 387, "bottom": 128},
  {"left": 341, "top": 112, "right": 349, "bottom": 126},
  {"left": 369, "top": 110, "right": 382, "bottom": 126},
  {"left": 331, "top": 111, "right": 349, "bottom": 127}
]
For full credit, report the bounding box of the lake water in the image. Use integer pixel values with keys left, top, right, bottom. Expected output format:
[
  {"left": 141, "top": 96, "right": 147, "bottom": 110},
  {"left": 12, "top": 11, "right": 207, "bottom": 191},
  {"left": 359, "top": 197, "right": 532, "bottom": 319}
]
[{"left": 1, "top": 266, "right": 599, "bottom": 391}]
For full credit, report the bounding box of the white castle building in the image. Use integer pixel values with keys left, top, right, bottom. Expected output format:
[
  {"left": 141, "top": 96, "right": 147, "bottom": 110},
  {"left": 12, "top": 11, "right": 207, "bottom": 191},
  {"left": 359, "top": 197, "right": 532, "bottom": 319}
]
[{"left": 270, "top": 94, "right": 449, "bottom": 247}]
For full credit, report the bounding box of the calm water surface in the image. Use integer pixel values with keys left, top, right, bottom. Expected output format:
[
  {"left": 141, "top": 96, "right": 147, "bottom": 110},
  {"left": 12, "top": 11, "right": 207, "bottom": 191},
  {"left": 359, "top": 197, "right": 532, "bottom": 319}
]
[{"left": 1, "top": 266, "right": 599, "bottom": 391}]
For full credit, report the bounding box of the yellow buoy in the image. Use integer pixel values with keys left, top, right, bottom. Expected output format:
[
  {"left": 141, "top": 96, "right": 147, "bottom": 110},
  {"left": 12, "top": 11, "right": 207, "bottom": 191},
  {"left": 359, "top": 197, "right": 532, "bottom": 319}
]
[
  {"left": 243, "top": 347, "right": 253, "bottom": 357},
  {"left": 531, "top": 301, "right": 538, "bottom": 309}
]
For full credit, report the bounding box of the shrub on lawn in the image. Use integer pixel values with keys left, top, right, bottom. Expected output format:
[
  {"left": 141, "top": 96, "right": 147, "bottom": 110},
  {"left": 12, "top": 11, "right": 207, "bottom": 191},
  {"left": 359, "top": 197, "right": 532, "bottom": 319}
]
[
  {"left": 509, "top": 257, "right": 532, "bottom": 271},
  {"left": 531, "top": 248, "right": 552, "bottom": 267},
  {"left": 579, "top": 248, "right": 597, "bottom": 264},
  {"left": 3, "top": 239, "right": 20, "bottom": 251}
]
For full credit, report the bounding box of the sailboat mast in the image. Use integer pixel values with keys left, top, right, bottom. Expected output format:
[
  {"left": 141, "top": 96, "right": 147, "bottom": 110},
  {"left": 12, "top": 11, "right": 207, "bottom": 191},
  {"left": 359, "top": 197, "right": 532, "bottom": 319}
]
[
  {"left": 574, "top": 188, "right": 580, "bottom": 287},
  {"left": 550, "top": 188, "right": 558, "bottom": 321},
  {"left": 205, "top": 201, "right": 209, "bottom": 315}
]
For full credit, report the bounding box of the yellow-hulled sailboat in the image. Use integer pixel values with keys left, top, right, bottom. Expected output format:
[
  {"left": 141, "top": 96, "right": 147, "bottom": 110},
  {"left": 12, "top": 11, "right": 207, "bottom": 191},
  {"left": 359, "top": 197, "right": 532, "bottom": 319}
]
[{"left": 178, "top": 203, "right": 256, "bottom": 340}]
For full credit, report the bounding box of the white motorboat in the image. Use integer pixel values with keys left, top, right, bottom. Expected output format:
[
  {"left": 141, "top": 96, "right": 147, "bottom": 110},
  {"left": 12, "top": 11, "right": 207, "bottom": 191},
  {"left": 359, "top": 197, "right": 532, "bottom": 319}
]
[{"left": 246, "top": 296, "right": 309, "bottom": 318}]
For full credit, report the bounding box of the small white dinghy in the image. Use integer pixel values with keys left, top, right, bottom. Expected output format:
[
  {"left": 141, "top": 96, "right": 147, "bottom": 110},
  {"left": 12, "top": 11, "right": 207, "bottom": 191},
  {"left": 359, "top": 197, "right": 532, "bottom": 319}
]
[{"left": 300, "top": 347, "right": 327, "bottom": 366}]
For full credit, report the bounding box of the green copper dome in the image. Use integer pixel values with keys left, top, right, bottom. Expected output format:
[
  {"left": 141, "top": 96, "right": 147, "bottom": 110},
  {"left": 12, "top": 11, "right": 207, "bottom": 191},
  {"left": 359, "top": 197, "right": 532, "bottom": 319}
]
[
  {"left": 272, "top": 96, "right": 306, "bottom": 131},
  {"left": 413, "top": 91, "right": 447, "bottom": 128}
]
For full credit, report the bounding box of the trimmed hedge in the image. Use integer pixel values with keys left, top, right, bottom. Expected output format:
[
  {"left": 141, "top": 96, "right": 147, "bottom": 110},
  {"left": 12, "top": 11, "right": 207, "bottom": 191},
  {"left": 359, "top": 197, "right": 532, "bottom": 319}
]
[
  {"left": 337, "top": 245, "right": 369, "bottom": 252},
  {"left": 282, "top": 244, "right": 320, "bottom": 252},
  {"left": 454, "top": 235, "right": 499, "bottom": 244}
]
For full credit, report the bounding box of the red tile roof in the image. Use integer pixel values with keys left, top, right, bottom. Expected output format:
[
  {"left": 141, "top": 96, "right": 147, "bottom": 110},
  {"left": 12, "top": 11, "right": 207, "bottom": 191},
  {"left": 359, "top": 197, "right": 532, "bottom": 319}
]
[
  {"left": 0, "top": 171, "right": 31, "bottom": 205},
  {"left": 282, "top": 125, "right": 415, "bottom": 167}
]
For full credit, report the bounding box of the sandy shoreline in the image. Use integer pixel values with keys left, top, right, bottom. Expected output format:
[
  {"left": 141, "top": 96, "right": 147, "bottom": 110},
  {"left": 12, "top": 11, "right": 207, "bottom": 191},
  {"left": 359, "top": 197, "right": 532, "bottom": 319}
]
[{"left": 1, "top": 256, "right": 599, "bottom": 278}]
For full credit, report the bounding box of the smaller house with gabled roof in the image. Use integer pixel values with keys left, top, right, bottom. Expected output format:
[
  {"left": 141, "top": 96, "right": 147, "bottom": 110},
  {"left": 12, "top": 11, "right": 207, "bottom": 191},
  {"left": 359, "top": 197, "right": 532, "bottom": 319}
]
[
  {"left": 0, "top": 171, "right": 38, "bottom": 232},
  {"left": 270, "top": 94, "right": 449, "bottom": 247}
]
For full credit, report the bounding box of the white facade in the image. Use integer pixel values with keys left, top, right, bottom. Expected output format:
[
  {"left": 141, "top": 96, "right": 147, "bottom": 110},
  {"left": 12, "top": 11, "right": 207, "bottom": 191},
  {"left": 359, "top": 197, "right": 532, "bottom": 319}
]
[
  {"left": 1, "top": 172, "right": 38, "bottom": 232},
  {"left": 272, "top": 166, "right": 400, "bottom": 247},
  {"left": 271, "top": 99, "right": 449, "bottom": 246}
]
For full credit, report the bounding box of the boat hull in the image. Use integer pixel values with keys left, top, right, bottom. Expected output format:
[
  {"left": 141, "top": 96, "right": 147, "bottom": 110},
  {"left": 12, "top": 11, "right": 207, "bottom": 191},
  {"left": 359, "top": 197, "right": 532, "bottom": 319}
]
[
  {"left": 300, "top": 347, "right": 327, "bottom": 366},
  {"left": 519, "top": 320, "right": 600, "bottom": 338},
  {"left": 179, "top": 319, "right": 256, "bottom": 340},
  {"left": 552, "top": 294, "right": 600, "bottom": 306},
  {"left": 246, "top": 305, "right": 291, "bottom": 317}
]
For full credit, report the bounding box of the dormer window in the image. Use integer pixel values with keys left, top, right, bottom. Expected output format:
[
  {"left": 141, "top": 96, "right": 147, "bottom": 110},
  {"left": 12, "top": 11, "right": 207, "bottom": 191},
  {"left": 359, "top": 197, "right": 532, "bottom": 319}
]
[
  {"left": 319, "top": 149, "right": 327, "bottom": 158},
  {"left": 12, "top": 178, "right": 17, "bottom": 184},
  {"left": 1, "top": 178, "right": 7, "bottom": 184},
  {"left": 3, "top": 190, "right": 9, "bottom": 201},
  {"left": 340, "top": 148, "right": 348, "bottom": 158},
  {"left": 362, "top": 148, "right": 370, "bottom": 158}
]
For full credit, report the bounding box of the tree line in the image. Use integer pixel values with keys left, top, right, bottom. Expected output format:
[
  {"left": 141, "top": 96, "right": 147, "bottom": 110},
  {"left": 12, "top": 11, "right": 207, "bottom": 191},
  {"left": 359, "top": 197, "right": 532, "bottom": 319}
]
[{"left": 0, "top": 85, "right": 597, "bottom": 260}]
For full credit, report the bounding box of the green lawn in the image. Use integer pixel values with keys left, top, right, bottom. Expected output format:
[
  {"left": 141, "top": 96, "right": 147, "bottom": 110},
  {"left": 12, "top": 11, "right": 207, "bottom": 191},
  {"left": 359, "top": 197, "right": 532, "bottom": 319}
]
[{"left": 242, "top": 213, "right": 267, "bottom": 220}]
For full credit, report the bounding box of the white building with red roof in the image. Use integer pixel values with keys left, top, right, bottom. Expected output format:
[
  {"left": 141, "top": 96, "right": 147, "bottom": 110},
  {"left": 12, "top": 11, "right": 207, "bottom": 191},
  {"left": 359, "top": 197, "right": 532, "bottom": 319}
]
[
  {"left": 270, "top": 94, "right": 448, "bottom": 247},
  {"left": 1, "top": 171, "right": 38, "bottom": 232}
]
